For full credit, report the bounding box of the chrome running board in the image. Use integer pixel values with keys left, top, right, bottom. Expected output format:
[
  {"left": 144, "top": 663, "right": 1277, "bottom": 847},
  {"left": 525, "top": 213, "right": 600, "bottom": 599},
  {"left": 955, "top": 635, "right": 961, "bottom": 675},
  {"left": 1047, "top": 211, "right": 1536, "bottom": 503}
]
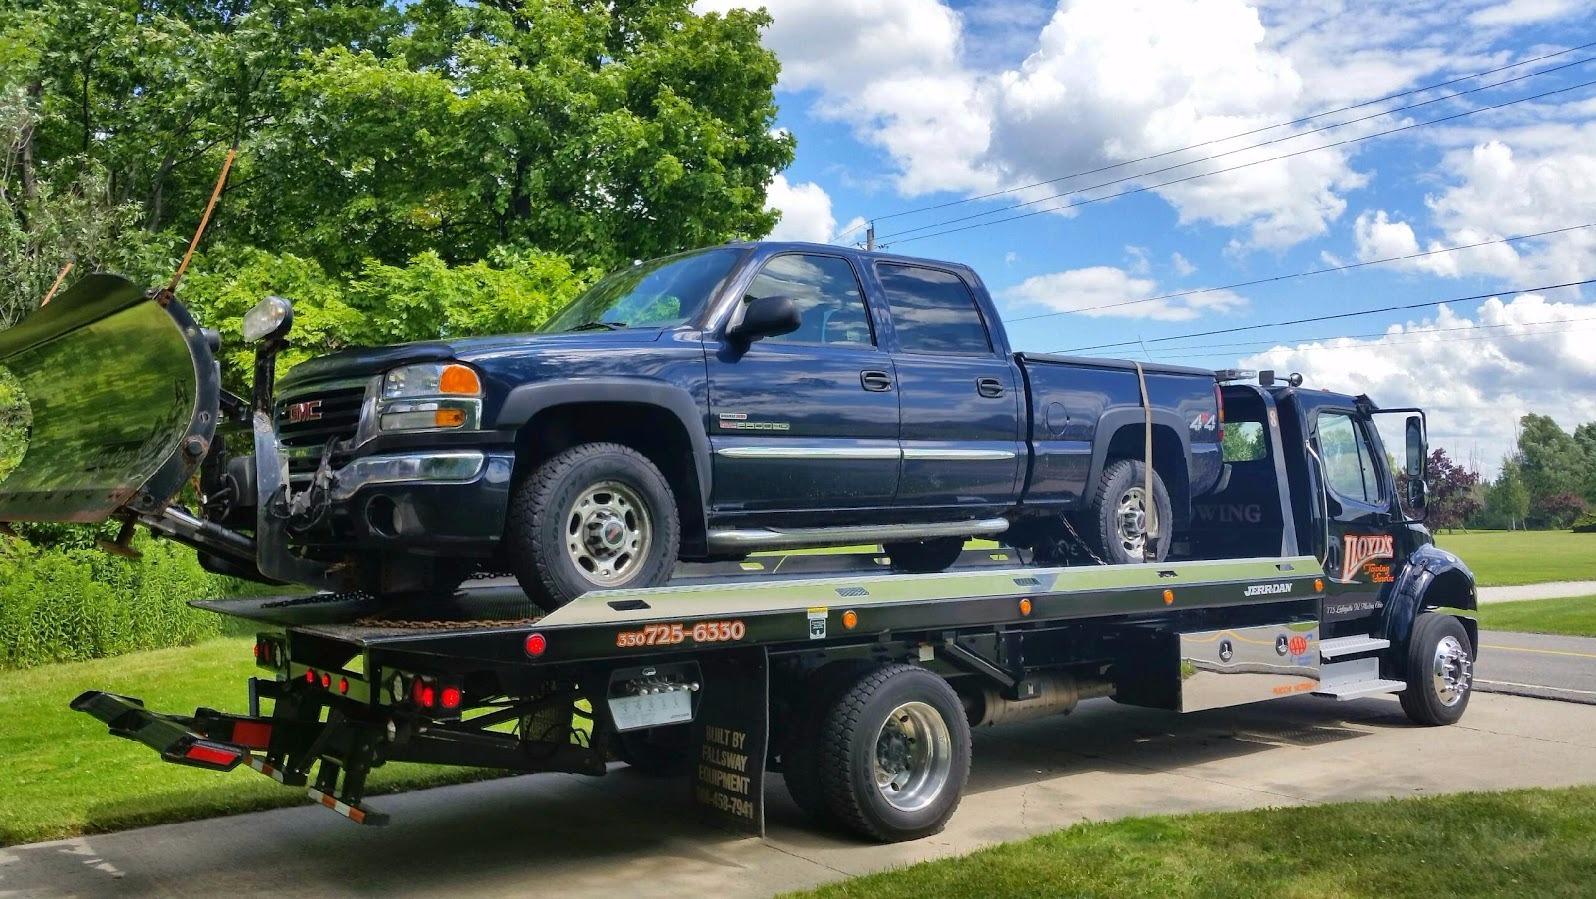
[{"left": 706, "top": 517, "right": 1009, "bottom": 551}]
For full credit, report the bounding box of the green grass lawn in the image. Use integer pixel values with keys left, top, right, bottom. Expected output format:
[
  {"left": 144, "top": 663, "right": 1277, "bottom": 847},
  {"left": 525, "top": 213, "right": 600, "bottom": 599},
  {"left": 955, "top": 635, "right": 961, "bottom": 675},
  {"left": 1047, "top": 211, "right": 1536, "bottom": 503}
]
[
  {"left": 790, "top": 786, "right": 1596, "bottom": 899},
  {"left": 1434, "top": 530, "right": 1596, "bottom": 587},
  {"left": 1476, "top": 595, "right": 1596, "bottom": 638},
  {"left": 0, "top": 638, "right": 499, "bottom": 847}
]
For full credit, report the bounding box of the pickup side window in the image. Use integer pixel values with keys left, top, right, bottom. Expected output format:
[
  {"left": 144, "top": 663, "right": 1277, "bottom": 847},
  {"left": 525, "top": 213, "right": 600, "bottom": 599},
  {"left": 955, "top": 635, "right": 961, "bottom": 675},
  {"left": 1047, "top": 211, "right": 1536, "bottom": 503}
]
[
  {"left": 1317, "top": 411, "right": 1383, "bottom": 504},
  {"left": 744, "top": 254, "right": 874, "bottom": 347},
  {"left": 875, "top": 264, "right": 993, "bottom": 355}
]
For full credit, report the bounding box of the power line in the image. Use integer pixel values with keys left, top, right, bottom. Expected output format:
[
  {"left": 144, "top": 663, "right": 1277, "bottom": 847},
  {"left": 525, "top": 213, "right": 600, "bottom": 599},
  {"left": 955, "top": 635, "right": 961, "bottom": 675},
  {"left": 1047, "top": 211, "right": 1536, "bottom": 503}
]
[
  {"left": 1145, "top": 315, "right": 1596, "bottom": 358},
  {"left": 1005, "top": 222, "right": 1596, "bottom": 322},
  {"left": 882, "top": 77, "right": 1596, "bottom": 248},
  {"left": 1059, "top": 277, "right": 1596, "bottom": 353},
  {"left": 832, "top": 39, "right": 1596, "bottom": 241},
  {"left": 1154, "top": 322, "right": 1596, "bottom": 360},
  {"left": 877, "top": 56, "right": 1595, "bottom": 243}
]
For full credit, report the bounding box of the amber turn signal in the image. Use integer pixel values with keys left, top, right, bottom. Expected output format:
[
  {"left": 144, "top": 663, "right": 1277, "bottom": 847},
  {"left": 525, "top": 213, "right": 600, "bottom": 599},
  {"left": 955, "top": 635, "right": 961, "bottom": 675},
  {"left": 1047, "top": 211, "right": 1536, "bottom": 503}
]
[
  {"left": 1018, "top": 597, "right": 1033, "bottom": 616},
  {"left": 1162, "top": 589, "right": 1175, "bottom": 605},
  {"left": 438, "top": 363, "right": 482, "bottom": 395},
  {"left": 842, "top": 610, "right": 858, "bottom": 630}
]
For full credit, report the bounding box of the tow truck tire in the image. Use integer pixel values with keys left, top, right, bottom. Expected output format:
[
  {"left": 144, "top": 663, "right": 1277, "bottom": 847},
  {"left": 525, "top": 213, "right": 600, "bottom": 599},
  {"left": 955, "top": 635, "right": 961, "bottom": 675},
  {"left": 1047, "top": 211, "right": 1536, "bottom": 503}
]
[
  {"left": 1399, "top": 613, "right": 1474, "bottom": 726},
  {"left": 1082, "top": 458, "right": 1172, "bottom": 564},
  {"left": 783, "top": 661, "right": 873, "bottom": 827},
  {"left": 507, "top": 443, "right": 680, "bottom": 611},
  {"left": 817, "top": 664, "right": 971, "bottom": 842},
  {"left": 882, "top": 536, "right": 966, "bottom": 573}
]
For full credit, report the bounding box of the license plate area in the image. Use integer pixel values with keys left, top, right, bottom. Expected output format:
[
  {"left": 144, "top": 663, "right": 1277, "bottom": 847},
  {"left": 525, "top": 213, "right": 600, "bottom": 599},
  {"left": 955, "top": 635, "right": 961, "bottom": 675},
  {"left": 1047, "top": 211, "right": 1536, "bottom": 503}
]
[{"left": 606, "top": 662, "right": 701, "bottom": 732}]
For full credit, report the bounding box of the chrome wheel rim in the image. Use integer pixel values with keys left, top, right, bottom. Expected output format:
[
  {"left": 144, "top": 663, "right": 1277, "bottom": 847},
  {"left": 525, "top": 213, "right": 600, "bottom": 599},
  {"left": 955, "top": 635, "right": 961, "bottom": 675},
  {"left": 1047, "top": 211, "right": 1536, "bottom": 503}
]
[
  {"left": 1115, "top": 486, "right": 1148, "bottom": 556},
  {"left": 873, "top": 701, "right": 953, "bottom": 812},
  {"left": 564, "top": 480, "right": 651, "bottom": 587},
  {"left": 1431, "top": 635, "right": 1473, "bottom": 707}
]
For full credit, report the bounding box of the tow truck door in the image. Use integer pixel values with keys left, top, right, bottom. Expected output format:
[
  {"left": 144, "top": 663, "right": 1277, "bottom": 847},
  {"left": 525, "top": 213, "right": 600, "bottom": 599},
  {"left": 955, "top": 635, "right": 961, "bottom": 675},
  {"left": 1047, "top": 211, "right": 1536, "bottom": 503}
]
[{"left": 1309, "top": 405, "right": 1399, "bottom": 626}]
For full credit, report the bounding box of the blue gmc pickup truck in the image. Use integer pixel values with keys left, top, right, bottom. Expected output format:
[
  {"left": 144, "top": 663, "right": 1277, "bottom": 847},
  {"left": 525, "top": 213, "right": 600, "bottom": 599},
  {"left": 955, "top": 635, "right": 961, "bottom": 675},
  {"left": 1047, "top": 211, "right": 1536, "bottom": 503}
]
[
  {"left": 0, "top": 242, "right": 1224, "bottom": 610},
  {"left": 259, "top": 242, "right": 1224, "bottom": 607}
]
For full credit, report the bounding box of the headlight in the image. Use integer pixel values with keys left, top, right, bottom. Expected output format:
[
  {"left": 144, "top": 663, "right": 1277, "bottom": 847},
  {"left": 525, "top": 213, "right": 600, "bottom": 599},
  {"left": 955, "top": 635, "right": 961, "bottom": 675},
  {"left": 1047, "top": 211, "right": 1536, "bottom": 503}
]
[
  {"left": 377, "top": 363, "right": 482, "bottom": 433},
  {"left": 382, "top": 363, "right": 482, "bottom": 400}
]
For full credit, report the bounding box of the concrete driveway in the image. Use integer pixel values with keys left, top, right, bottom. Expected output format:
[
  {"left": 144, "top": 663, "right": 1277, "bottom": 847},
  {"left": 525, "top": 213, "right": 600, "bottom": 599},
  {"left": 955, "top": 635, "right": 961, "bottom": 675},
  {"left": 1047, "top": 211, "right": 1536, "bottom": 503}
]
[{"left": 4, "top": 691, "right": 1595, "bottom": 898}]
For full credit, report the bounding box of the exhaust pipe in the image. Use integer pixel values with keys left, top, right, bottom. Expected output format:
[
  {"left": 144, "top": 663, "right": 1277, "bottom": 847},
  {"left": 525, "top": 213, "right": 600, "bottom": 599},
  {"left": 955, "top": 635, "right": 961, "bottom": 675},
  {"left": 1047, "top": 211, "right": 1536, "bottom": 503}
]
[{"left": 958, "top": 673, "right": 1115, "bottom": 728}]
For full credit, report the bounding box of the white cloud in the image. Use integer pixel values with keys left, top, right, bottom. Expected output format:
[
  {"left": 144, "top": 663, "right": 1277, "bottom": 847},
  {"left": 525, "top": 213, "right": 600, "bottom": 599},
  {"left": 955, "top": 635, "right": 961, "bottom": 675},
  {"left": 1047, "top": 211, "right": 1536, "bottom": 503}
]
[
  {"left": 1002, "top": 265, "right": 1247, "bottom": 322},
  {"left": 763, "top": 174, "right": 840, "bottom": 243},
  {"left": 1239, "top": 293, "right": 1596, "bottom": 468},
  {"left": 1170, "top": 252, "right": 1197, "bottom": 277},
  {"left": 1469, "top": 0, "right": 1587, "bottom": 27}
]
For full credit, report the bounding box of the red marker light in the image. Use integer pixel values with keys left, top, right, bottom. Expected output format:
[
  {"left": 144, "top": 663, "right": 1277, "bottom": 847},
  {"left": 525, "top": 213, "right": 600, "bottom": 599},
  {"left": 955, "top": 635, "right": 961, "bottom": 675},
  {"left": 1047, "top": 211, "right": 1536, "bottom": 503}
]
[
  {"left": 253, "top": 641, "right": 263, "bottom": 661},
  {"left": 524, "top": 633, "right": 547, "bottom": 657},
  {"left": 320, "top": 672, "right": 331, "bottom": 689},
  {"left": 419, "top": 684, "right": 436, "bottom": 708},
  {"left": 305, "top": 669, "right": 317, "bottom": 684},
  {"left": 338, "top": 677, "right": 350, "bottom": 695},
  {"left": 440, "top": 686, "right": 462, "bottom": 710}
]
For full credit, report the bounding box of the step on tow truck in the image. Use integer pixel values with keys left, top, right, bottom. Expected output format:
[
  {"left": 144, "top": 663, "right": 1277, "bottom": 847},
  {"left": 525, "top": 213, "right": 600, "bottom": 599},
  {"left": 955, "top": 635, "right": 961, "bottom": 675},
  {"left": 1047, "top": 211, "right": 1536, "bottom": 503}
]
[{"left": 2, "top": 284, "right": 1478, "bottom": 843}]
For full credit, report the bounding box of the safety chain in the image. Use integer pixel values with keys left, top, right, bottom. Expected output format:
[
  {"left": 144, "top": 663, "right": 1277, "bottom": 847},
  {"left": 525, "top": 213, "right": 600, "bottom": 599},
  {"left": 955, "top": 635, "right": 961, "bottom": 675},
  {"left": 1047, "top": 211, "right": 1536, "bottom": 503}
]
[
  {"left": 352, "top": 616, "right": 542, "bottom": 630},
  {"left": 1059, "top": 515, "right": 1110, "bottom": 567}
]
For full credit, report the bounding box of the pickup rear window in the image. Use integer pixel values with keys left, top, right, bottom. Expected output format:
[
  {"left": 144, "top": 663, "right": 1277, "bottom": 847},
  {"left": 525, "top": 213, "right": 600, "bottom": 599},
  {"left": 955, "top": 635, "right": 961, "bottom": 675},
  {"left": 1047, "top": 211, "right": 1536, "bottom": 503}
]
[{"left": 876, "top": 264, "right": 992, "bottom": 355}]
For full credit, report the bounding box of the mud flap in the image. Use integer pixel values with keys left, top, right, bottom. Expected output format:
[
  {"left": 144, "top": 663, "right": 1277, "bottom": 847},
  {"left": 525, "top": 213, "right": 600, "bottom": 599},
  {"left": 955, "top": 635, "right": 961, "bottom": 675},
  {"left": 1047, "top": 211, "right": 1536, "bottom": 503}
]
[
  {"left": 0, "top": 274, "right": 219, "bottom": 522},
  {"left": 691, "top": 647, "right": 769, "bottom": 837}
]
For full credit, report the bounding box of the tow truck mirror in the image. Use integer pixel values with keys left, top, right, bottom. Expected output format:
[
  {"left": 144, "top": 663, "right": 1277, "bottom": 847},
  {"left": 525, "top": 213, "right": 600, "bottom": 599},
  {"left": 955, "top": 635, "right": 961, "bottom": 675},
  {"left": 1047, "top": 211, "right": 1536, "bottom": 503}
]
[
  {"left": 1405, "top": 415, "right": 1427, "bottom": 517},
  {"left": 728, "top": 295, "right": 801, "bottom": 343}
]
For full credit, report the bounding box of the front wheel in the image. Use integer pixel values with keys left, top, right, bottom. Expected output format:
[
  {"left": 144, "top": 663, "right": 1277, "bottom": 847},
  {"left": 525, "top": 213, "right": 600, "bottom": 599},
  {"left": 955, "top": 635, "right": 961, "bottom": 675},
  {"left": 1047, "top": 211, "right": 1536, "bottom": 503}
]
[
  {"left": 1399, "top": 613, "right": 1474, "bottom": 726},
  {"left": 506, "top": 443, "right": 680, "bottom": 611}
]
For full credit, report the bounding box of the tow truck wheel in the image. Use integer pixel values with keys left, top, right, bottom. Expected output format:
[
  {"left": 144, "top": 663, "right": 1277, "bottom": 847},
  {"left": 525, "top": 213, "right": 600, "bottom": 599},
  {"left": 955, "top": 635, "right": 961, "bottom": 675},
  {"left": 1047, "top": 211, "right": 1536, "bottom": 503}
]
[
  {"left": 883, "top": 536, "right": 966, "bottom": 573},
  {"left": 1082, "top": 459, "right": 1172, "bottom": 564},
  {"left": 1399, "top": 612, "right": 1474, "bottom": 726},
  {"left": 817, "top": 663, "right": 971, "bottom": 842},
  {"left": 507, "top": 442, "right": 680, "bottom": 611}
]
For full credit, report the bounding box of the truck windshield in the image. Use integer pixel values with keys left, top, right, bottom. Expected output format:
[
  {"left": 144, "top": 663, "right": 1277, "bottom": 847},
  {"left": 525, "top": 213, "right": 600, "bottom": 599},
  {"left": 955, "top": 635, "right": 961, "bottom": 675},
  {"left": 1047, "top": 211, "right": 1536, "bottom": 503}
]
[{"left": 538, "top": 248, "right": 743, "bottom": 332}]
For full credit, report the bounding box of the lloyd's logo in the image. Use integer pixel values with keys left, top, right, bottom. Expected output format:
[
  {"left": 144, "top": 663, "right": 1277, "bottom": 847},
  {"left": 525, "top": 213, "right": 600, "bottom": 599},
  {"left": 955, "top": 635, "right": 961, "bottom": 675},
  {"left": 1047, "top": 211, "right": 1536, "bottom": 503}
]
[{"left": 1335, "top": 533, "right": 1395, "bottom": 583}]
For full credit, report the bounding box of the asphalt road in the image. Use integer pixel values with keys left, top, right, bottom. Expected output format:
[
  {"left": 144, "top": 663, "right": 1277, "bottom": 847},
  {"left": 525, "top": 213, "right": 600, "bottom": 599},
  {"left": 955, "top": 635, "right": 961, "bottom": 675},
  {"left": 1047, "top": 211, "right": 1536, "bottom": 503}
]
[
  {"left": 4, "top": 691, "right": 1595, "bottom": 899},
  {"left": 1474, "top": 630, "right": 1596, "bottom": 704}
]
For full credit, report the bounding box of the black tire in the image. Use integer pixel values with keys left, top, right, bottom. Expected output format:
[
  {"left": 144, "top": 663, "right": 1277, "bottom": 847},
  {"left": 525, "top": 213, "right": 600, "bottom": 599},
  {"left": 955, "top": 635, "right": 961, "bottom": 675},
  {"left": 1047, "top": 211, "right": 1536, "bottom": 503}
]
[
  {"left": 506, "top": 443, "right": 680, "bottom": 611},
  {"left": 614, "top": 725, "right": 694, "bottom": 777},
  {"left": 1081, "top": 458, "right": 1173, "bottom": 565},
  {"left": 1399, "top": 613, "right": 1474, "bottom": 726},
  {"left": 882, "top": 536, "right": 967, "bottom": 573},
  {"left": 817, "top": 664, "right": 972, "bottom": 842},
  {"left": 782, "top": 661, "right": 873, "bottom": 827}
]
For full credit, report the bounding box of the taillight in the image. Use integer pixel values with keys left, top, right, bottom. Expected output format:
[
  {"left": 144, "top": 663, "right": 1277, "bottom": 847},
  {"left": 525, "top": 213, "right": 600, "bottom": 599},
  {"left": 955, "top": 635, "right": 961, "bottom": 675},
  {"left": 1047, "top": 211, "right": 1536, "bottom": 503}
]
[
  {"left": 338, "top": 677, "right": 350, "bottom": 695},
  {"left": 440, "top": 686, "right": 462, "bottom": 710},
  {"left": 305, "top": 668, "right": 317, "bottom": 684},
  {"left": 1214, "top": 383, "right": 1225, "bottom": 442},
  {"left": 524, "top": 633, "right": 547, "bottom": 658}
]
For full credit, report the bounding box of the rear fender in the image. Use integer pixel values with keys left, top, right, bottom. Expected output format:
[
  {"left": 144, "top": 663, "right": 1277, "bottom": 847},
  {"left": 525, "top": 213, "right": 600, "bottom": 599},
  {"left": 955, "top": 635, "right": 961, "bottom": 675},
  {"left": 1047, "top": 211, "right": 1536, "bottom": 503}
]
[
  {"left": 0, "top": 275, "right": 219, "bottom": 522},
  {"left": 1380, "top": 543, "right": 1478, "bottom": 662}
]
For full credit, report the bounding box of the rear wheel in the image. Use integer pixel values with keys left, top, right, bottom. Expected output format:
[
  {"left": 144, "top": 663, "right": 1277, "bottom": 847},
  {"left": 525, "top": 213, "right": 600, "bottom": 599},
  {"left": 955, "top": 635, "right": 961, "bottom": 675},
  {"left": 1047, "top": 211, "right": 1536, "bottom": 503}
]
[
  {"left": 816, "top": 664, "right": 971, "bottom": 842},
  {"left": 882, "top": 536, "right": 966, "bottom": 573},
  {"left": 506, "top": 443, "right": 679, "bottom": 611},
  {"left": 1399, "top": 613, "right": 1474, "bottom": 726},
  {"left": 1081, "top": 458, "right": 1172, "bottom": 564}
]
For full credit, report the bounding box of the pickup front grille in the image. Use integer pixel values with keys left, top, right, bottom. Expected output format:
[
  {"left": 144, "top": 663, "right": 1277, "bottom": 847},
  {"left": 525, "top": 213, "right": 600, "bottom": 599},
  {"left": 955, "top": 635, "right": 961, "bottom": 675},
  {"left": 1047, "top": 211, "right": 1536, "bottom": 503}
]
[{"left": 277, "top": 384, "right": 366, "bottom": 455}]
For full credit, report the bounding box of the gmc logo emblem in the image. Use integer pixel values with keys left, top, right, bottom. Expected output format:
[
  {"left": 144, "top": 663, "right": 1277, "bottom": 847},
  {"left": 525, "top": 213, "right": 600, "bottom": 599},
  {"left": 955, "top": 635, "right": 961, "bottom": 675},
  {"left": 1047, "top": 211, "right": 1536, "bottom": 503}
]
[{"left": 286, "top": 400, "right": 323, "bottom": 423}]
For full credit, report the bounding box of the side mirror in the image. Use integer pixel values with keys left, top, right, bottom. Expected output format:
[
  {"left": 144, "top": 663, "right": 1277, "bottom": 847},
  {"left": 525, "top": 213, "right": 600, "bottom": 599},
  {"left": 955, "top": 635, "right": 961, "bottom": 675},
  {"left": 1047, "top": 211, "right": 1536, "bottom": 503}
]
[
  {"left": 1407, "top": 477, "right": 1427, "bottom": 514},
  {"left": 1404, "top": 415, "right": 1425, "bottom": 478},
  {"left": 727, "top": 295, "right": 800, "bottom": 343}
]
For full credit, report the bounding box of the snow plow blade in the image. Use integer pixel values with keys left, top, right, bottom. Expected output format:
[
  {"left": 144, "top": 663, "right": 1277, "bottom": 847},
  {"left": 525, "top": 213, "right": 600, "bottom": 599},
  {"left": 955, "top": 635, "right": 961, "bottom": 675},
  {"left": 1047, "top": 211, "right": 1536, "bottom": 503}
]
[{"left": 0, "top": 274, "right": 219, "bottom": 523}]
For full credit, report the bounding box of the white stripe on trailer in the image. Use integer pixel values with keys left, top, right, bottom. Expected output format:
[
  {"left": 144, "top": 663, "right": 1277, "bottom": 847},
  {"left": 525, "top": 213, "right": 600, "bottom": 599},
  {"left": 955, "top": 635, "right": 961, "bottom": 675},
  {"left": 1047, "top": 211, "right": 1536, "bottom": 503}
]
[
  {"left": 247, "top": 755, "right": 287, "bottom": 783},
  {"left": 307, "top": 787, "right": 370, "bottom": 825}
]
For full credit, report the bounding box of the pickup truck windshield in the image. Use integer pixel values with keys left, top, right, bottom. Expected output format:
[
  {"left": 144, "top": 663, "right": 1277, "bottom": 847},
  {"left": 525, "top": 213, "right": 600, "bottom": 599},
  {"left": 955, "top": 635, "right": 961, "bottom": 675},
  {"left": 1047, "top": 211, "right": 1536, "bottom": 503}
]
[{"left": 539, "top": 248, "right": 743, "bottom": 332}]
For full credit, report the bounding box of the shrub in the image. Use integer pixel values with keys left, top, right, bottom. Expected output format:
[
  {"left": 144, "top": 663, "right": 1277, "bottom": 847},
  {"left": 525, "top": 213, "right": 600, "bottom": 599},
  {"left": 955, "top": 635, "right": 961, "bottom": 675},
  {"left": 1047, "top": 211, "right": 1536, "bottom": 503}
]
[
  {"left": 0, "top": 535, "right": 245, "bottom": 669},
  {"left": 1574, "top": 512, "right": 1596, "bottom": 534}
]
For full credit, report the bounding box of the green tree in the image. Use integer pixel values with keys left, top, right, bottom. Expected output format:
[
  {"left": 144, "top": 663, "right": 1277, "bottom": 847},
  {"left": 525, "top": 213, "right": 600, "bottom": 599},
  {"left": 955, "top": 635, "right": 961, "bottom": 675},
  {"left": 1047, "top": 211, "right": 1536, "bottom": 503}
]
[
  {"left": 1574, "top": 422, "right": 1596, "bottom": 504},
  {"left": 1483, "top": 461, "right": 1530, "bottom": 531},
  {"left": 1516, "top": 414, "right": 1588, "bottom": 528}
]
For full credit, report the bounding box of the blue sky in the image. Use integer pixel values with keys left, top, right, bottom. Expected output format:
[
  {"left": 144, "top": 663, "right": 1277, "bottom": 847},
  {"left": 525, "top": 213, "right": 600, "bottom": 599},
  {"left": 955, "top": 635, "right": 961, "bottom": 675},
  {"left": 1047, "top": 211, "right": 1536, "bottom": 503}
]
[{"left": 699, "top": 0, "right": 1596, "bottom": 471}]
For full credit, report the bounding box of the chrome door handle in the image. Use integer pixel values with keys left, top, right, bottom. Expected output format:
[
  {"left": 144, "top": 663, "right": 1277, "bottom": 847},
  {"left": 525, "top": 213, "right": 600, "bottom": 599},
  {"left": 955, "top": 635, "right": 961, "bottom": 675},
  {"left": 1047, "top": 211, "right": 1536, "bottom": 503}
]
[
  {"left": 860, "top": 370, "right": 893, "bottom": 392},
  {"left": 976, "top": 377, "right": 1004, "bottom": 398}
]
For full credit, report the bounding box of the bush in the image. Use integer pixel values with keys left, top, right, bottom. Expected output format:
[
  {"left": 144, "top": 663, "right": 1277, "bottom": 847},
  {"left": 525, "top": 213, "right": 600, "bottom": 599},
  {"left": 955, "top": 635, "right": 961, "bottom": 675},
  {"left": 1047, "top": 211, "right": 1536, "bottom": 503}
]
[
  {"left": 1574, "top": 512, "right": 1596, "bottom": 534},
  {"left": 0, "top": 535, "right": 246, "bottom": 669}
]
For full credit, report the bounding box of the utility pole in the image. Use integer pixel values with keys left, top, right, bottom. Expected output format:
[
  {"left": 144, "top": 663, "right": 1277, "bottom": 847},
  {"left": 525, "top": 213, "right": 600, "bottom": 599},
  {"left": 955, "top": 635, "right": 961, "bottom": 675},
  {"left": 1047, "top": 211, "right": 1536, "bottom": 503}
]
[{"left": 865, "top": 222, "right": 875, "bottom": 251}]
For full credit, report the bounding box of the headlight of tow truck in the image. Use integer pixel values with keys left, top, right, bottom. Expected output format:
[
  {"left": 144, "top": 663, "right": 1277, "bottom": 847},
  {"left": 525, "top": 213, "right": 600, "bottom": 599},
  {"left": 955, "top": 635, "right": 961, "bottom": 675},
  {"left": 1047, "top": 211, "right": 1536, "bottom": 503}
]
[{"left": 377, "top": 362, "right": 482, "bottom": 432}]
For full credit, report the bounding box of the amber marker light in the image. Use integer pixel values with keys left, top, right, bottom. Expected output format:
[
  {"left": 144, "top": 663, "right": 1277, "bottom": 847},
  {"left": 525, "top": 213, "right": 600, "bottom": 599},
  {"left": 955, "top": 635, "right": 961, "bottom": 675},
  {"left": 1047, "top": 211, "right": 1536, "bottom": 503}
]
[
  {"left": 438, "top": 363, "right": 482, "bottom": 395},
  {"left": 842, "top": 610, "right": 858, "bottom": 630},
  {"left": 1315, "top": 578, "right": 1325, "bottom": 592},
  {"left": 434, "top": 407, "right": 467, "bottom": 427},
  {"left": 1163, "top": 589, "right": 1175, "bottom": 605},
  {"left": 1019, "top": 597, "right": 1033, "bottom": 617}
]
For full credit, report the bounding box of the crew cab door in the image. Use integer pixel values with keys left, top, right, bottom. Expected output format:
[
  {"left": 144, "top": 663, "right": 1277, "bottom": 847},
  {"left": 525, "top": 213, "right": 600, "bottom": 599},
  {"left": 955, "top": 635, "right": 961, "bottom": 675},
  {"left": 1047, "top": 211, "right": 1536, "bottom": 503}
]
[
  {"left": 872, "top": 262, "right": 1022, "bottom": 514},
  {"left": 1311, "top": 407, "right": 1398, "bottom": 626},
  {"left": 705, "top": 252, "right": 901, "bottom": 516}
]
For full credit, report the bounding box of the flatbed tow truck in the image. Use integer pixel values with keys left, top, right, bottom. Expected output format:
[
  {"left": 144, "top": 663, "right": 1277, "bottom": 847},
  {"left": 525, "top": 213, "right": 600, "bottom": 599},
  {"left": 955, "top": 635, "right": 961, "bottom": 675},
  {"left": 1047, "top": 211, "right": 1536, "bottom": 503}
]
[{"left": 65, "top": 376, "right": 1481, "bottom": 843}]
